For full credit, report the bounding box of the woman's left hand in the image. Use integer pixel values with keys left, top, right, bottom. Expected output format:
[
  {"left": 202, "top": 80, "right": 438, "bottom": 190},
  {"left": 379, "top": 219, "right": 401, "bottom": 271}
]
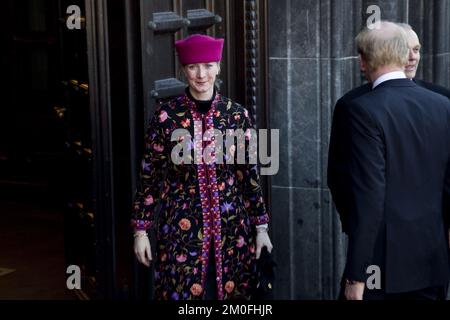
[{"left": 256, "top": 230, "right": 273, "bottom": 259}]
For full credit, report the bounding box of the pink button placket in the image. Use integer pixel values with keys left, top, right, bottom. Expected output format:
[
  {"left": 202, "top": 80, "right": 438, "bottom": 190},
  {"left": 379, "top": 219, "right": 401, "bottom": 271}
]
[{"left": 185, "top": 94, "right": 224, "bottom": 300}]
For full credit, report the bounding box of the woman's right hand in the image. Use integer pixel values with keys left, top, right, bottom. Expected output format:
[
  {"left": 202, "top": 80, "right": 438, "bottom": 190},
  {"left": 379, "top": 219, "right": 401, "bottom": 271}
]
[{"left": 133, "top": 232, "right": 152, "bottom": 267}]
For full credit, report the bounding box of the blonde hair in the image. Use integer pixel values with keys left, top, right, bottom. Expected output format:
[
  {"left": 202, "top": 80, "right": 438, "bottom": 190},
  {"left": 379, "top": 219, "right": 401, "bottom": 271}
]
[
  {"left": 396, "top": 22, "right": 412, "bottom": 31},
  {"left": 356, "top": 21, "right": 409, "bottom": 72}
]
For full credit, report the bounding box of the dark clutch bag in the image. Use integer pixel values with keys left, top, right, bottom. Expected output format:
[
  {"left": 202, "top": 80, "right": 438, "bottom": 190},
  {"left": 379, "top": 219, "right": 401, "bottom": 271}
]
[{"left": 253, "top": 247, "right": 276, "bottom": 300}]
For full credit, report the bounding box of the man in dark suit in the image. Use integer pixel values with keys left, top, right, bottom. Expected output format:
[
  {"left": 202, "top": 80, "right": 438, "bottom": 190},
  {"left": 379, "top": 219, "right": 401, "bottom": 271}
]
[
  {"left": 330, "top": 23, "right": 450, "bottom": 234},
  {"left": 328, "top": 21, "right": 450, "bottom": 300}
]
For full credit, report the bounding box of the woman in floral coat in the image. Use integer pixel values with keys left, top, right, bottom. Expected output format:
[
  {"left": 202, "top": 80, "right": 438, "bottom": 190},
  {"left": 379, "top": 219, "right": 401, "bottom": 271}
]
[{"left": 132, "top": 34, "right": 273, "bottom": 300}]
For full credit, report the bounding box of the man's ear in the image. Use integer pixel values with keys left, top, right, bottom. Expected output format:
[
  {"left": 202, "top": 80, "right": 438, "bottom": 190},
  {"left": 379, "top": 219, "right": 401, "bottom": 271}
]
[{"left": 359, "top": 54, "right": 366, "bottom": 73}]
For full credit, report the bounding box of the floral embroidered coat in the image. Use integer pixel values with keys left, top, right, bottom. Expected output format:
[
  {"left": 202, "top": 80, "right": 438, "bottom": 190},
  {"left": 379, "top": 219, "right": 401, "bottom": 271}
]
[{"left": 131, "top": 92, "right": 270, "bottom": 300}]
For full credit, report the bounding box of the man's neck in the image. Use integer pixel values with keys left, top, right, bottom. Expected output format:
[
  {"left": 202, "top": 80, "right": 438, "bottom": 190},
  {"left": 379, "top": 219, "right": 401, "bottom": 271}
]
[{"left": 369, "top": 66, "right": 404, "bottom": 83}]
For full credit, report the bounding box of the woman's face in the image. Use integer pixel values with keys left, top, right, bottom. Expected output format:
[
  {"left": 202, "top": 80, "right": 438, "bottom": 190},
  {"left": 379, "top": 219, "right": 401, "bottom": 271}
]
[{"left": 183, "top": 62, "right": 220, "bottom": 100}]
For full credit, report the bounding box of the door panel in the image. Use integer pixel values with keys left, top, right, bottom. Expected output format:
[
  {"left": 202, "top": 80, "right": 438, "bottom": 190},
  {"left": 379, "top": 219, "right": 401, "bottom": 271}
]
[{"left": 140, "top": 1, "right": 228, "bottom": 122}]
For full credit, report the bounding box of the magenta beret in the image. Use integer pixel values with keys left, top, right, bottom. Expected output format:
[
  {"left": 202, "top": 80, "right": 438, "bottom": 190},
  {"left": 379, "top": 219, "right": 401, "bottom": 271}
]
[{"left": 175, "top": 34, "right": 224, "bottom": 65}]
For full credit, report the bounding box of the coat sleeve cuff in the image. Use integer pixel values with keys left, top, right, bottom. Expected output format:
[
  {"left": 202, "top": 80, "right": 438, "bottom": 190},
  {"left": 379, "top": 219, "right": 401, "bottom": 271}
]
[
  {"left": 250, "top": 213, "right": 270, "bottom": 225},
  {"left": 131, "top": 219, "right": 153, "bottom": 231}
]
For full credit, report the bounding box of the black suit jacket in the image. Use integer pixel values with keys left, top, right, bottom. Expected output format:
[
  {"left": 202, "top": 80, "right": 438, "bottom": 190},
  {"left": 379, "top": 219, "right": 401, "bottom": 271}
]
[
  {"left": 328, "top": 79, "right": 450, "bottom": 293},
  {"left": 328, "top": 83, "right": 372, "bottom": 233},
  {"left": 414, "top": 79, "right": 450, "bottom": 100},
  {"left": 330, "top": 80, "right": 450, "bottom": 232}
]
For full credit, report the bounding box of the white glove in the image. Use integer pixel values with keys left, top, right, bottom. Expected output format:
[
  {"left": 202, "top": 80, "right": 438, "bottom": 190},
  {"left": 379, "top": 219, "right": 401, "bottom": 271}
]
[
  {"left": 255, "top": 229, "right": 273, "bottom": 259},
  {"left": 133, "top": 232, "right": 152, "bottom": 267}
]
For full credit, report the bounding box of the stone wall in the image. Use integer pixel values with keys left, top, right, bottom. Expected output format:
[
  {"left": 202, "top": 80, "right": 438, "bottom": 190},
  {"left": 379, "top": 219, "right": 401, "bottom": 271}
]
[{"left": 267, "top": 0, "right": 450, "bottom": 299}]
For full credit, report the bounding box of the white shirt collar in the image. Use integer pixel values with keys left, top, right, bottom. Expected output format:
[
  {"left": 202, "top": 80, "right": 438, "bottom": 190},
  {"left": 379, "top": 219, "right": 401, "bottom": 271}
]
[{"left": 372, "top": 71, "right": 407, "bottom": 89}]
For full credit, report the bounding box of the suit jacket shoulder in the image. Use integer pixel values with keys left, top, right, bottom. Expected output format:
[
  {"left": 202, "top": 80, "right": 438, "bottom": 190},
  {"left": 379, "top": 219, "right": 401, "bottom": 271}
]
[
  {"left": 414, "top": 79, "right": 450, "bottom": 100},
  {"left": 352, "top": 78, "right": 450, "bottom": 116},
  {"left": 339, "top": 82, "right": 372, "bottom": 104}
]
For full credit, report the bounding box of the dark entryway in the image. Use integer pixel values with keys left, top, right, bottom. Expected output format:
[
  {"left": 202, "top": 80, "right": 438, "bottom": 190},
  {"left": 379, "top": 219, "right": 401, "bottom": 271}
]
[{"left": 0, "top": 0, "right": 82, "bottom": 299}]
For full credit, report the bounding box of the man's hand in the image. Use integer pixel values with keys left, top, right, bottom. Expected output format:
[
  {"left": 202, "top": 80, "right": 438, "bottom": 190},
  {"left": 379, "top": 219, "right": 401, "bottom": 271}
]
[{"left": 345, "top": 280, "right": 365, "bottom": 300}]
